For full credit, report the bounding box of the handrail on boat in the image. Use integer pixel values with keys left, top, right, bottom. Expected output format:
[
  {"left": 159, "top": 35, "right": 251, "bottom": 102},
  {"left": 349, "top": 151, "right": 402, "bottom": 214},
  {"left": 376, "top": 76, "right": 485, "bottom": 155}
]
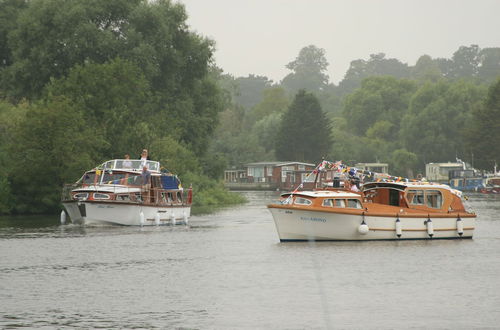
[{"left": 61, "top": 183, "right": 192, "bottom": 206}]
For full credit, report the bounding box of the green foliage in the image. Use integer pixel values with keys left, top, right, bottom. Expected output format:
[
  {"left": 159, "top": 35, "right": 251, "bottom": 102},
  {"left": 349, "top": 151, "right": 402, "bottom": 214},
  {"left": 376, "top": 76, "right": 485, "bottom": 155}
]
[
  {"left": 45, "top": 58, "right": 154, "bottom": 157},
  {"left": 275, "top": 90, "right": 332, "bottom": 163},
  {"left": 467, "top": 78, "right": 500, "bottom": 169},
  {"left": 232, "top": 74, "right": 273, "bottom": 110},
  {"left": 282, "top": 45, "right": 329, "bottom": 93},
  {"left": 391, "top": 148, "right": 418, "bottom": 177},
  {"left": 245, "top": 87, "right": 288, "bottom": 127},
  {"left": 339, "top": 53, "right": 410, "bottom": 94},
  {"left": 10, "top": 98, "right": 106, "bottom": 213},
  {"left": 411, "top": 55, "right": 442, "bottom": 82},
  {"left": 180, "top": 171, "right": 245, "bottom": 208},
  {"left": 401, "top": 80, "right": 486, "bottom": 167},
  {"left": 0, "top": 0, "right": 233, "bottom": 214},
  {"left": 343, "top": 76, "right": 417, "bottom": 137}
]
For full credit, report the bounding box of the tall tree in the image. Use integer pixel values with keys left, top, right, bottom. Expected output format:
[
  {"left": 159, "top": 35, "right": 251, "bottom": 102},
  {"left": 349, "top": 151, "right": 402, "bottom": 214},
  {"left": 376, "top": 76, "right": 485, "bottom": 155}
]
[
  {"left": 343, "top": 76, "right": 417, "bottom": 138},
  {"left": 339, "top": 53, "right": 410, "bottom": 94},
  {"left": 401, "top": 80, "right": 486, "bottom": 168},
  {"left": 467, "top": 78, "right": 500, "bottom": 169},
  {"left": 233, "top": 74, "right": 273, "bottom": 110},
  {"left": 449, "top": 44, "right": 480, "bottom": 79},
  {"left": 275, "top": 90, "right": 331, "bottom": 163},
  {"left": 281, "top": 45, "right": 329, "bottom": 93}
]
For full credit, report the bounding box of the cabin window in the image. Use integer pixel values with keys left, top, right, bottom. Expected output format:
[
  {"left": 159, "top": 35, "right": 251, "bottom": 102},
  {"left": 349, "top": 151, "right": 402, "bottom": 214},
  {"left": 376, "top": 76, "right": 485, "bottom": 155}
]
[
  {"left": 126, "top": 175, "right": 143, "bottom": 186},
  {"left": 82, "top": 173, "right": 96, "bottom": 184},
  {"left": 334, "top": 199, "right": 345, "bottom": 207},
  {"left": 73, "top": 193, "right": 88, "bottom": 200},
  {"left": 322, "top": 199, "right": 334, "bottom": 207},
  {"left": 347, "top": 199, "right": 362, "bottom": 209},
  {"left": 294, "top": 197, "right": 312, "bottom": 205},
  {"left": 426, "top": 190, "right": 443, "bottom": 208},
  {"left": 408, "top": 190, "right": 424, "bottom": 205},
  {"left": 93, "top": 193, "right": 110, "bottom": 200},
  {"left": 117, "top": 194, "right": 131, "bottom": 201}
]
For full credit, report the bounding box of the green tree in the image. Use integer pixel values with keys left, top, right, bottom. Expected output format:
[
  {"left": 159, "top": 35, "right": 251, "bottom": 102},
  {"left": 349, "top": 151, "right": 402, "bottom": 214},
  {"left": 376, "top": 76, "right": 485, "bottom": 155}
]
[
  {"left": 0, "top": 0, "right": 27, "bottom": 71},
  {"left": 467, "top": 78, "right": 500, "bottom": 169},
  {"left": 449, "top": 44, "right": 480, "bottom": 79},
  {"left": 401, "top": 80, "right": 486, "bottom": 168},
  {"left": 339, "top": 53, "right": 410, "bottom": 94},
  {"left": 281, "top": 45, "right": 329, "bottom": 93},
  {"left": 275, "top": 90, "right": 331, "bottom": 162},
  {"left": 411, "top": 55, "right": 442, "bottom": 82},
  {"left": 343, "top": 76, "right": 417, "bottom": 138},
  {"left": 10, "top": 98, "right": 106, "bottom": 213},
  {"left": 391, "top": 148, "right": 418, "bottom": 177},
  {"left": 45, "top": 58, "right": 154, "bottom": 157},
  {"left": 245, "top": 87, "right": 289, "bottom": 127},
  {"left": 233, "top": 74, "right": 273, "bottom": 110},
  {"left": 477, "top": 48, "right": 500, "bottom": 83}
]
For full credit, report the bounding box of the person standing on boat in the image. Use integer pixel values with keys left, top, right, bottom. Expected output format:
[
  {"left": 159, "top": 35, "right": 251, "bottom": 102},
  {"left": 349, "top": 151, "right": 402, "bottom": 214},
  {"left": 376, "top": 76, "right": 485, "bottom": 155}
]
[
  {"left": 141, "top": 166, "right": 151, "bottom": 202},
  {"left": 350, "top": 179, "right": 360, "bottom": 192},
  {"left": 140, "top": 149, "right": 150, "bottom": 167}
]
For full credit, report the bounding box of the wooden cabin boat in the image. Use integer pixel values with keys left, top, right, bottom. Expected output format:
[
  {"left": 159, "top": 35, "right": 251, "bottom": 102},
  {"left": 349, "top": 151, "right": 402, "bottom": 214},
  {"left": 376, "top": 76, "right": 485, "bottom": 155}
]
[
  {"left": 61, "top": 159, "right": 192, "bottom": 226},
  {"left": 268, "top": 181, "right": 475, "bottom": 241}
]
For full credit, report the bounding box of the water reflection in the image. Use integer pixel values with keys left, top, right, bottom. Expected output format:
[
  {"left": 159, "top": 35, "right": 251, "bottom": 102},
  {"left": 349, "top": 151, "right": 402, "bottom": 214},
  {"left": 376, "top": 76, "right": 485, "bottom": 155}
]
[{"left": 1, "top": 191, "right": 499, "bottom": 329}]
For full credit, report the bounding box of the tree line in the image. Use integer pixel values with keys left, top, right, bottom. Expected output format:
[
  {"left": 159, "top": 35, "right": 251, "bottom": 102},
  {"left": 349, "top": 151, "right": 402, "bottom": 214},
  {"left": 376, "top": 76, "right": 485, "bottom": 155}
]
[
  {"left": 0, "top": 0, "right": 499, "bottom": 214},
  {"left": 210, "top": 44, "right": 500, "bottom": 178}
]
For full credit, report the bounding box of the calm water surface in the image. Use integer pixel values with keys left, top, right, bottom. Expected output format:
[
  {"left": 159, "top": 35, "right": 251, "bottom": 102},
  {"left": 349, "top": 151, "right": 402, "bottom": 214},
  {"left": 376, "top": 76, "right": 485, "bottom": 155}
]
[{"left": 1, "top": 191, "right": 499, "bottom": 329}]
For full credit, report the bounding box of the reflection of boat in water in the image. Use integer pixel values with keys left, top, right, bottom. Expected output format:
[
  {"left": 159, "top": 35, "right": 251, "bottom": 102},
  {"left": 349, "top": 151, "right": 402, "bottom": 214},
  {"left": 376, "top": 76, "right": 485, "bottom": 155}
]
[
  {"left": 268, "top": 162, "right": 476, "bottom": 241},
  {"left": 61, "top": 159, "right": 192, "bottom": 226}
]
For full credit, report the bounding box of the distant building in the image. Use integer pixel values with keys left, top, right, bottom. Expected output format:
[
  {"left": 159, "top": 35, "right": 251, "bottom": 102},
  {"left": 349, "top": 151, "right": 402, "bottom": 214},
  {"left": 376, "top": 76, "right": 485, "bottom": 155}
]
[
  {"left": 224, "top": 161, "right": 316, "bottom": 190},
  {"left": 355, "top": 163, "right": 389, "bottom": 174},
  {"left": 425, "top": 162, "right": 464, "bottom": 182}
]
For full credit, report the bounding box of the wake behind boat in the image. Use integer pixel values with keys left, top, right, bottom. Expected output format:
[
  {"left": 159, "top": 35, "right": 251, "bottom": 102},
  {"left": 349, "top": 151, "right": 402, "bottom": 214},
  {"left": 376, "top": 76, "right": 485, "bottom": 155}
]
[
  {"left": 61, "top": 159, "right": 192, "bottom": 226},
  {"left": 268, "top": 161, "right": 476, "bottom": 241}
]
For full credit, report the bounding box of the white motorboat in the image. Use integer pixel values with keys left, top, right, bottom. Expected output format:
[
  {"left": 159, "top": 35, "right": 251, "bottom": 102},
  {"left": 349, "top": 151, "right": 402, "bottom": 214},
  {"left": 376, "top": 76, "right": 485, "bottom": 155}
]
[
  {"left": 268, "top": 181, "right": 476, "bottom": 241},
  {"left": 61, "top": 159, "right": 192, "bottom": 226}
]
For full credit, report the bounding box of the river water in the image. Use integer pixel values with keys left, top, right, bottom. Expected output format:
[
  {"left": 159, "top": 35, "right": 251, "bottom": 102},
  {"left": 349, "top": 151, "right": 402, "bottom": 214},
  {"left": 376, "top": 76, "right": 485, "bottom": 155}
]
[{"left": 0, "top": 191, "right": 499, "bottom": 329}]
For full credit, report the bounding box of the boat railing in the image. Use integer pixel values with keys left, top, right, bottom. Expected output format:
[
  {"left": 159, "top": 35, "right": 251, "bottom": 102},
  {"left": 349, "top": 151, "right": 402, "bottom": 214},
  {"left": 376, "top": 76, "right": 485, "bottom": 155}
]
[
  {"left": 99, "top": 159, "right": 161, "bottom": 172},
  {"left": 61, "top": 183, "right": 193, "bottom": 206}
]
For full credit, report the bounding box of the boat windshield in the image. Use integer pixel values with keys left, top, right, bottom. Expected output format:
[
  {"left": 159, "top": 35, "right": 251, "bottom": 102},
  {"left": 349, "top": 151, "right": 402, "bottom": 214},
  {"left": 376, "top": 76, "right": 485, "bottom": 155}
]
[{"left": 101, "top": 159, "right": 160, "bottom": 172}]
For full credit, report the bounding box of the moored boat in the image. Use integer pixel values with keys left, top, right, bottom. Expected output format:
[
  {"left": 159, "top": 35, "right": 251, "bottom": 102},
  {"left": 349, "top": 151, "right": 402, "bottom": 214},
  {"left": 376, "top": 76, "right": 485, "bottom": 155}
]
[
  {"left": 61, "top": 159, "right": 192, "bottom": 226},
  {"left": 268, "top": 162, "right": 476, "bottom": 241}
]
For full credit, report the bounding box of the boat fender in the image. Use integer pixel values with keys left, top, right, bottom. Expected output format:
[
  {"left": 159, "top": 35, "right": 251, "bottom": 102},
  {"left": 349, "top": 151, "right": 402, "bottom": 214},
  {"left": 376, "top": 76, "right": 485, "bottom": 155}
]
[
  {"left": 456, "top": 215, "right": 464, "bottom": 236},
  {"left": 155, "top": 212, "right": 161, "bottom": 226},
  {"left": 426, "top": 216, "right": 434, "bottom": 238},
  {"left": 183, "top": 211, "right": 189, "bottom": 226},
  {"left": 139, "top": 211, "right": 145, "bottom": 226},
  {"left": 60, "top": 210, "right": 66, "bottom": 225},
  {"left": 358, "top": 219, "right": 369, "bottom": 235},
  {"left": 170, "top": 213, "right": 176, "bottom": 226},
  {"left": 395, "top": 217, "right": 402, "bottom": 238}
]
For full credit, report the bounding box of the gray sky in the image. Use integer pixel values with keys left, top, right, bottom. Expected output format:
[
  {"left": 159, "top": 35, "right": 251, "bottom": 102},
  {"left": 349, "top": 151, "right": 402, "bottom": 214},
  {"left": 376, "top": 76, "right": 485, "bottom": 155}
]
[{"left": 179, "top": 0, "right": 500, "bottom": 84}]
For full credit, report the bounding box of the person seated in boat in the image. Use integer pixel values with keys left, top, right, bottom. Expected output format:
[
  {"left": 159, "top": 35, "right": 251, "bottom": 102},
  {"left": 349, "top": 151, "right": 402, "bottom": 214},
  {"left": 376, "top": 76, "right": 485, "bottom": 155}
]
[{"left": 141, "top": 166, "right": 151, "bottom": 202}]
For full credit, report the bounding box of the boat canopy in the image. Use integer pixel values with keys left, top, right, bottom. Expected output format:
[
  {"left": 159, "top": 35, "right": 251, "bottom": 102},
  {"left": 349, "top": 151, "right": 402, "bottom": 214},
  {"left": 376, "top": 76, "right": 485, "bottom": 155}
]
[{"left": 363, "top": 181, "right": 452, "bottom": 191}]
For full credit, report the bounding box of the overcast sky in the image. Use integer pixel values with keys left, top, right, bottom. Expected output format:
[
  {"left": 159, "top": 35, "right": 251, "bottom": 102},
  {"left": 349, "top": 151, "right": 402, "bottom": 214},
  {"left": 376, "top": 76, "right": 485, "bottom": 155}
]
[{"left": 179, "top": 0, "right": 500, "bottom": 84}]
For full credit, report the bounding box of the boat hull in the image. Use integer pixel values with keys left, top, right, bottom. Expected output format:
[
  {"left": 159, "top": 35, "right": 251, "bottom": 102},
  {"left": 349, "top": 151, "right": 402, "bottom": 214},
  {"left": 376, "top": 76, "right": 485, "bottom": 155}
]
[
  {"left": 268, "top": 208, "right": 474, "bottom": 241},
  {"left": 62, "top": 201, "right": 190, "bottom": 226}
]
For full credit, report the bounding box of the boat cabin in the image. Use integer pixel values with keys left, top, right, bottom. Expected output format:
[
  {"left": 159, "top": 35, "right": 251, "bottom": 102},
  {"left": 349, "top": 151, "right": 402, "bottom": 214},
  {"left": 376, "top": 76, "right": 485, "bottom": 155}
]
[{"left": 362, "top": 182, "right": 466, "bottom": 213}]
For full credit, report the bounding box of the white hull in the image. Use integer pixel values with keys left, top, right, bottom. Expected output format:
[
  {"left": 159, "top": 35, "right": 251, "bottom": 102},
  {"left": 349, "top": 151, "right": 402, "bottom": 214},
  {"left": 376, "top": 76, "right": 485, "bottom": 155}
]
[
  {"left": 63, "top": 201, "right": 190, "bottom": 226},
  {"left": 269, "top": 208, "right": 474, "bottom": 241}
]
